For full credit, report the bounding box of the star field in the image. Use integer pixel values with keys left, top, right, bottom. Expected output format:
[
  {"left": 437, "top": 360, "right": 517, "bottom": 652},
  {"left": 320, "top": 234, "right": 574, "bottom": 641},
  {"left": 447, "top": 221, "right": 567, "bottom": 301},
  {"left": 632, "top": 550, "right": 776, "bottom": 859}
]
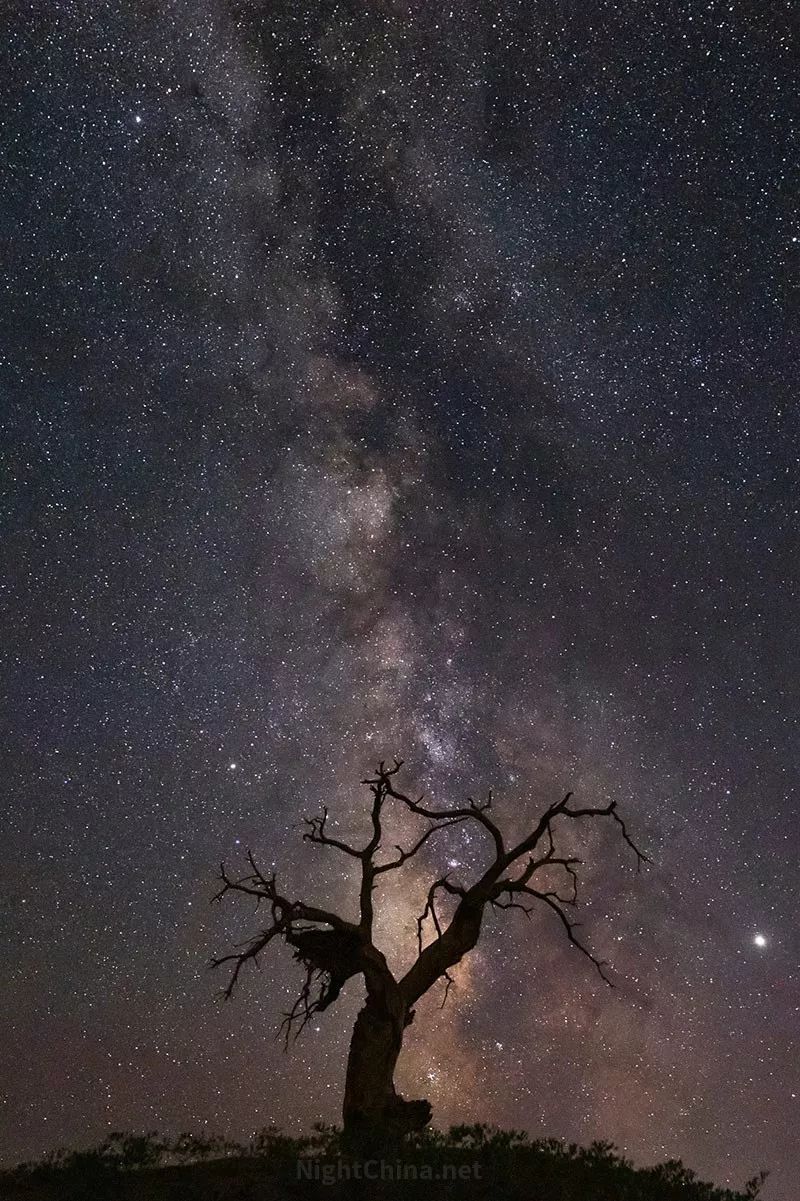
[{"left": 1, "top": 2, "right": 797, "bottom": 1197}]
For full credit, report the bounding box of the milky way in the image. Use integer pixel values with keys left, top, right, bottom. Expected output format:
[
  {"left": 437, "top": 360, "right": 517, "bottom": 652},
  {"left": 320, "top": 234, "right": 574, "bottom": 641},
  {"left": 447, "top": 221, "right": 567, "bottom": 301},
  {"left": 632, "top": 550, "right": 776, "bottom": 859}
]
[{"left": 1, "top": 2, "right": 796, "bottom": 1196}]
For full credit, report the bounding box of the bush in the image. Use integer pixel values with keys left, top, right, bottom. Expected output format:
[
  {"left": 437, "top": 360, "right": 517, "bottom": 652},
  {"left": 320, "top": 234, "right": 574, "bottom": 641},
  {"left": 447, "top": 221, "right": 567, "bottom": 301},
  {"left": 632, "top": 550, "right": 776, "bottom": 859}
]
[{"left": 0, "top": 1126, "right": 768, "bottom": 1201}]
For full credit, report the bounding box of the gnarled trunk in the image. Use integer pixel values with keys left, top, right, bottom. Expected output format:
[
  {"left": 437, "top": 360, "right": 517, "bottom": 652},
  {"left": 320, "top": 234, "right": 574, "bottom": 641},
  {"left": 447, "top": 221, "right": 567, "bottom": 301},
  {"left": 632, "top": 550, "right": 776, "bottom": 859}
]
[
  {"left": 342, "top": 900, "right": 486, "bottom": 1142},
  {"left": 342, "top": 982, "right": 431, "bottom": 1142}
]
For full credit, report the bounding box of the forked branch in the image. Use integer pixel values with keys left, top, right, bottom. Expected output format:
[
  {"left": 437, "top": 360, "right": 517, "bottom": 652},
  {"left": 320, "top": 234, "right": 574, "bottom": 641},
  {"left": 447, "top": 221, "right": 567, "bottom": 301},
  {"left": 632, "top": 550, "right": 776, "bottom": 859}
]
[
  {"left": 302, "top": 806, "right": 363, "bottom": 858},
  {"left": 364, "top": 759, "right": 506, "bottom": 859},
  {"left": 405, "top": 774, "right": 649, "bottom": 1005}
]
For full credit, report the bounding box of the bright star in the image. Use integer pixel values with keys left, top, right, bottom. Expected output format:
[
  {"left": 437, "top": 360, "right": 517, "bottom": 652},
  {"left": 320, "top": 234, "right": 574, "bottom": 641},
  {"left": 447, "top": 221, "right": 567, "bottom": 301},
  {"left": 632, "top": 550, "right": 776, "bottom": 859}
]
[{"left": 753, "top": 933, "right": 767, "bottom": 948}]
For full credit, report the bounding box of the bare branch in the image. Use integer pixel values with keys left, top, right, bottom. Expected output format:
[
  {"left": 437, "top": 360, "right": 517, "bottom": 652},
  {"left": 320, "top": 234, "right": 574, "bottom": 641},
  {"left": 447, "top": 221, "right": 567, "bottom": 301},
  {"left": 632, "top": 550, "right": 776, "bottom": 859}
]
[
  {"left": 211, "top": 922, "right": 286, "bottom": 999},
  {"left": 302, "top": 806, "right": 363, "bottom": 858},
  {"left": 509, "top": 852, "right": 583, "bottom": 903},
  {"left": 492, "top": 882, "right": 611, "bottom": 984},
  {"left": 491, "top": 896, "right": 536, "bottom": 916},
  {"left": 363, "top": 760, "right": 506, "bottom": 861},
  {"left": 373, "top": 816, "right": 466, "bottom": 875},
  {"left": 530, "top": 889, "right": 613, "bottom": 985},
  {"left": 398, "top": 769, "right": 648, "bottom": 1005},
  {"left": 364, "top": 772, "right": 386, "bottom": 856},
  {"left": 276, "top": 963, "right": 341, "bottom": 1049},
  {"left": 356, "top": 770, "right": 392, "bottom": 933},
  {"left": 414, "top": 874, "right": 461, "bottom": 1011},
  {"left": 506, "top": 793, "right": 650, "bottom": 876},
  {"left": 561, "top": 801, "right": 651, "bottom": 872},
  {"left": 416, "top": 874, "right": 465, "bottom": 956},
  {"left": 503, "top": 792, "right": 574, "bottom": 864},
  {"left": 211, "top": 853, "right": 358, "bottom": 1002}
]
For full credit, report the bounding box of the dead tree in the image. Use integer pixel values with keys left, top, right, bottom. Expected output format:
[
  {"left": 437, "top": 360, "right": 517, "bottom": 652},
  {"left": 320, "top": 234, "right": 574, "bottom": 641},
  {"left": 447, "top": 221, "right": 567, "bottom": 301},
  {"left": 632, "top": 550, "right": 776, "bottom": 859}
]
[{"left": 212, "top": 759, "right": 648, "bottom": 1142}]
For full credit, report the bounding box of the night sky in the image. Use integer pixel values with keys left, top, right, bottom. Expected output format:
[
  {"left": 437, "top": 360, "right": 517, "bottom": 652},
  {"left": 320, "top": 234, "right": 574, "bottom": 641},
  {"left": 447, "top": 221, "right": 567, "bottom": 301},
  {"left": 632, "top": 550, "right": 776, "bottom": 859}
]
[{"left": 1, "top": 1, "right": 797, "bottom": 1196}]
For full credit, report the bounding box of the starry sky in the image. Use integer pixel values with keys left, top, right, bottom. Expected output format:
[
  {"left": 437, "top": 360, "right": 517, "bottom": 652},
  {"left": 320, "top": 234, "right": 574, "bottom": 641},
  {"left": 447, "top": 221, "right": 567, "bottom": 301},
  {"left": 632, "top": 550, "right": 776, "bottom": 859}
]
[{"left": 1, "top": 0, "right": 796, "bottom": 1195}]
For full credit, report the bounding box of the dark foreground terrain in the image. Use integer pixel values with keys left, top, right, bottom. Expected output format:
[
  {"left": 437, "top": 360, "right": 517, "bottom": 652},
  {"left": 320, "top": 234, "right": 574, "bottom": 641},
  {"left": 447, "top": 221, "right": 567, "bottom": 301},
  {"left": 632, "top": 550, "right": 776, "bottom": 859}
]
[{"left": 0, "top": 1126, "right": 768, "bottom": 1201}]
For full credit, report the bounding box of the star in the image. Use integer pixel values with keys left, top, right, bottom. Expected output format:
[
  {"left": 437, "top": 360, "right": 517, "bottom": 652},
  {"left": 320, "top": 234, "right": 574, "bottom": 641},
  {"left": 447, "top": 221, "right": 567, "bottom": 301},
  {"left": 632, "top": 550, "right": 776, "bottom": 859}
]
[{"left": 1, "top": 2, "right": 793, "bottom": 1195}]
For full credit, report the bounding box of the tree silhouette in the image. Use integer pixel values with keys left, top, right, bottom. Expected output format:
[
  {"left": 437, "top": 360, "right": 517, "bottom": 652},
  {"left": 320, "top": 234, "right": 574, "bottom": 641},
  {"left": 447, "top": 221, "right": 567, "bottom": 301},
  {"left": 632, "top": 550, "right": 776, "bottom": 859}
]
[{"left": 212, "top": 759, "right": 648, "bottom": 1143}]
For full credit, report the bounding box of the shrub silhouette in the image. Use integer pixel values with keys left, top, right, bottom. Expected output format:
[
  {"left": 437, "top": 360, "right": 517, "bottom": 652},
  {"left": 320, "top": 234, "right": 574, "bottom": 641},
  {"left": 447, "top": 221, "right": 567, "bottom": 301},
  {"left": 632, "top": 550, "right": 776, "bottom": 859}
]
[{"left": 1, "top": 1125, "right": 767, "bottom": 1201}]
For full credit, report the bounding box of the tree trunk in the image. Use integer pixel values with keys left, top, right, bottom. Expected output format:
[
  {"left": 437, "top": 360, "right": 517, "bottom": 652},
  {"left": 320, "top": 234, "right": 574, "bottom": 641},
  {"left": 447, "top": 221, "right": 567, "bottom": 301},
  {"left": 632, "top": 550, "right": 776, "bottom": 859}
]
[{"left": 342, "top": 990, "right": 431, "bottom": 1144}]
